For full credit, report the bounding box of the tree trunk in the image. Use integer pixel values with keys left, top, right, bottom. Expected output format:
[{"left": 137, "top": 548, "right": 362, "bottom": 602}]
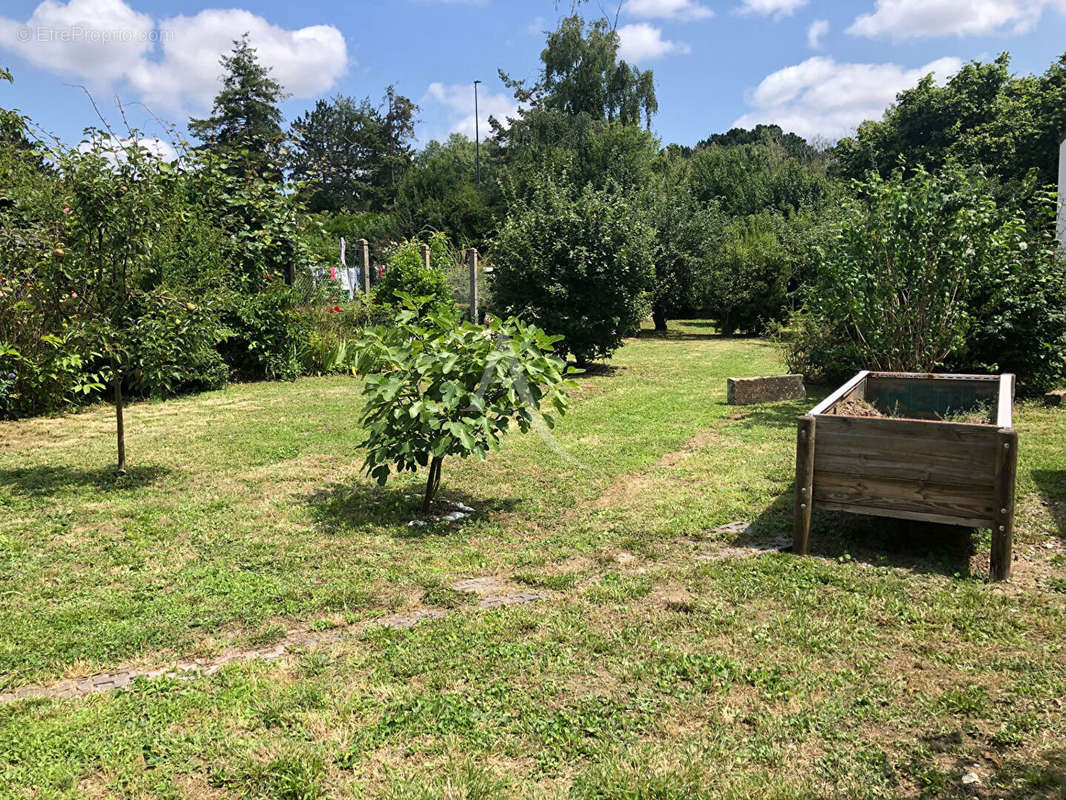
[
  {"left": 113, "top": 377, "right": 126, "bottom": 475},
  {"left": 422, "top": 456, "right": 443, "bottom": 514},
  {"left": 652, "top": 308, "right": 668, "bottom": 332}
]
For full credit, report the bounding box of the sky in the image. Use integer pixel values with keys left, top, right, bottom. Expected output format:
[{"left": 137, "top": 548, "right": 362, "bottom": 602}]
[{"left": 1, "top": 0, "right": 1065, "bottom": 156}]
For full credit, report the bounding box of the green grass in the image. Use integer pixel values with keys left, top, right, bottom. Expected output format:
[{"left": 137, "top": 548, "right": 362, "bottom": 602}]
[{"left": 0, "top": 321, "right": 1064, "bottom": 798}]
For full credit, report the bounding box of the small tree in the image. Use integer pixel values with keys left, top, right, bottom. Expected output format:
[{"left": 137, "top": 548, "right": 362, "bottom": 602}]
[
  {"left": 354, "top": 297, "right": 573, "bottom": 513},
  {"left": 58, "top": 134, "right": 224, "bottom": 472},
  {"left": 490, "top": 175, "right": 654, "bottom": 364}
]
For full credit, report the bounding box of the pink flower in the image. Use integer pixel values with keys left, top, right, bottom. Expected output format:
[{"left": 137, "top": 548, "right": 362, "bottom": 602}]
[
  {"left": 62, "top": 204, "right": 72, "bottom": 216},
  {"left": 70, "top": 291, "right": 78, "bottom": 298}
]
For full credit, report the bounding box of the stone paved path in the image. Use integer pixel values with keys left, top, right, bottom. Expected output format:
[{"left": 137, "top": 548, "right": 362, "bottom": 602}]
[
  {"left": 0, "top": 590, "right": 546, "bottom": 704},
  {"left": 0, "top": 530, "right": 792, "bottom": 706}
]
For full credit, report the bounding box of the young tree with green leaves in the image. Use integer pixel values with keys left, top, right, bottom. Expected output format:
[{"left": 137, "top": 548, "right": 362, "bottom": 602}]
[
  {"left": 788, "top": 165, "right": 1066, "bottom": 392},
  {"left": 354, "top": 298, "right": 573, "bottom": 513},
  {"left": 56, "top": 135, "right": 225, "bottom": 472}
]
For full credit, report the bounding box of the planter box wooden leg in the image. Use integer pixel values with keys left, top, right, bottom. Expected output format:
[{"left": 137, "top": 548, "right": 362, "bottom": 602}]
[
  {"left": 793, "top": 415, "right": 816, "bottom": 555},
  {"left": 991, "top": 429, "right": 1018, "bottom": 581}
]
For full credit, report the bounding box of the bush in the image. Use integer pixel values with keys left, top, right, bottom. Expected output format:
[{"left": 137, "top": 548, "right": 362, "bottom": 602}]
[
  {"left": 353, "top": 297, "right": 573, "bottom": 512},
  {"left": 706, "top": 212, "right": 792, "bottom": 336},
  {"left": 490, "top": 176, "right": 655, "bottom": 364},
  {"left": 372, "top": 232, "right": 455, "bottom": 317},
  {"left": 300, "top": 297, "right": 376, "bottom": 375},
  {"left": 219, "top": 285, "right": 312, "bottom": 381},
  {"left": 786, "top": 165, "right": 1066, "bottom": 393}
]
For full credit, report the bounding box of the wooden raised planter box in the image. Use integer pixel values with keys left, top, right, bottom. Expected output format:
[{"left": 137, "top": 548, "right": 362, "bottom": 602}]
[{"left": 793, "top": 371, "right": 1018, "bottom": 580}]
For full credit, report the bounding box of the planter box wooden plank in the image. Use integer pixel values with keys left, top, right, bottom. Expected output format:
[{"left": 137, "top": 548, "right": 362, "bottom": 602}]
[{"left": 794, "top": 371, "right": 1017, "bottom": 580}]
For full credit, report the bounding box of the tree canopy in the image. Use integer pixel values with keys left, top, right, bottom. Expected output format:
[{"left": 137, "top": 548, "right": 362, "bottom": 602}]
[{"left": 288, "top": 89, "right": 419, "bottom": 213}]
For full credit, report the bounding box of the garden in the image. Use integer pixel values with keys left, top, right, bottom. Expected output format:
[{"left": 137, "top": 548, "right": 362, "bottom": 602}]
[{"left": 1, "top": 12, "right": 1066, "bottom": 800}]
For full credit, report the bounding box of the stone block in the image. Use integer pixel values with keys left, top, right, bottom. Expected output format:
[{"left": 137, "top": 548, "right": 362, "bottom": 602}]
[{"left": 727, "top": 374, "right": 806, "bottom": 405}]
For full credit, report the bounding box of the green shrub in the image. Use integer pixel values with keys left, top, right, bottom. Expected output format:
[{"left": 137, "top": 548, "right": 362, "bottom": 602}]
[
  {"left": 706, "top": 212, "right": 792, "bottom": 336},
  {"left": 219, "top": 285, "right": 312, "bottom": 381},
  {"left": 786, "top": 165, "right": 1066, "bottom": 393},
  {"left": 372, "top": 232, "right": 455, "bottom": 317},
  {"left": 490, "top": 176, "right": 655, "bottom": 364}
]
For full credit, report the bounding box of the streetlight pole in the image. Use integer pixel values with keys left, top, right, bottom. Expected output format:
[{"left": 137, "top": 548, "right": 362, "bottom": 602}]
[{"left": 474, "top": 80, "right": 482, "bottom": 185}]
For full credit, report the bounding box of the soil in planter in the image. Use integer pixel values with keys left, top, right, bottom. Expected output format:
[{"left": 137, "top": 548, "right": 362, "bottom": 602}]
[
  {"left": 833, "top": 399, "right": 884, "bottom": 417},
  {"left": 831, "top": 397, "right": 993, "bottom": 423}
]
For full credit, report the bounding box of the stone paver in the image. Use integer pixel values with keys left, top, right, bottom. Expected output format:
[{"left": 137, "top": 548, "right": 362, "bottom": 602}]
[{"left": 0, "top": 589, "right": 545, "bottom": 705}]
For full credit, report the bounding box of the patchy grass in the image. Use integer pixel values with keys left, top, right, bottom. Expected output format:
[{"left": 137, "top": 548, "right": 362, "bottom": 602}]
[{"left": 0, "top": 321, "right": 1064, "bottom": 798}]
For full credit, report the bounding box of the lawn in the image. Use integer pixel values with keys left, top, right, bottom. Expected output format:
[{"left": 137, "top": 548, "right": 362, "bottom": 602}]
[{"left": 0, "top": 322, "right": 1064, "bottom": 799}]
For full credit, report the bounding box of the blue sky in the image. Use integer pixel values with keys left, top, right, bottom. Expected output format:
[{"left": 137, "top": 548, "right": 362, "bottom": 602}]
[{"left": 1, "top": 0, "right": 1065, "bottom": 155}]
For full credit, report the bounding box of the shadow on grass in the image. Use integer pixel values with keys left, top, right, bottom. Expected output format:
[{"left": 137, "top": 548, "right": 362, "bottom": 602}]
[
  {"left": 749, "top": 486, "right": 978, "bottom": 578},
  {"left": 1031, "top": 469, "right": 1066, "bottom": 538},
  {"left": 0, "top": 464, "right": 172, "bottom": 498},
  {"left": 636, "top": 329, "right": 722, "bottom": 342},
  {"left": 718, "top": 401, "right": 807, "bottom": 431},
  {"left": 570, "top": 363, "right": 626, "bottom": 378},
  {"left": 992, "top": 748, "right": 1066, "bottom": 799},
  {"left": 307, "top": 481, "right": 521, "bottom": 538}
]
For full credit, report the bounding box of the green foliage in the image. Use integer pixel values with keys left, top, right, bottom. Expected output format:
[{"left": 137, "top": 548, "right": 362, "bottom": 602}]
[
  {"left": 372, "top": 232, "right": 456, "bottom": 317},
  {"left": 301, "top": 211, "right": 399, "bottom": 270},
  {"left": 300, "top": 298, "right": 376, "bottom": 376},
  {"left": 353, "top": 298, "right": 573, "bottom": 510},
  {"left": 392, "top": 134, "right": 498, "bottom": 245},
  {"left": 689, "top": 137, "right": 835, "bottom": 218},
  {"left": 490, "top": 175, "right": 655, "bottom": 364},
  {"left": 787, "top": 165, "right": 1066, "bottom": 392},
  {"left": 962, "top": 186, "right": 1066, "bottom": 393},
  {"left": 507, "top": 15, "right": 657, "bottom": 128},
  {"left": 218, "top": 284, "right": 312, "bottom": 381},
  {"left": 706, "top": 213, "right": 793, "bottom": 336},
  {"left": 189, "top": 148, "right": 322, "bottom": 287},
  {"left": 647, "top": 157, "right": 723, "bottom": 330},
  {"left": 495, "top": 112, "right": 659, "bottom": 202},
  {"left": 31, "top": 133, "right": 227, "bottom": 466},
  {"left": 834, "top": 52, "right": 1066, "bottom": 192},
  {"left": 288, "top": 89, "right": 418, "bottom": 213},
  {"left": 189, "top": 34, "right": 287, "bottom": 179}
]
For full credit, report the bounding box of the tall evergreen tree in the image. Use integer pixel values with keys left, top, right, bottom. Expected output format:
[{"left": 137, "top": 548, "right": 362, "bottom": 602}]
[
  {"left": 189, "top": 34, "right": 287, "bottom": 177},
  {"left": 288, "top": 88, "right": 418, "bottom": 213}
]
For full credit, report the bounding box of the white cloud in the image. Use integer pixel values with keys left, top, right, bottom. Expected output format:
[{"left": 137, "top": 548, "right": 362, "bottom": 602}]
[
  {"left": 807, "top": 19, "right": 829, "bottom": 49},
  {"left": 0, "top": 0, "right": 154, "bottom": 85},
  {"left": 848, "top": 0, "right": 1066, "bottom": 39},
  {"left": 424, "top": 82, "right": 518, "bottom": 140},
  {"left": 623, "top": 0, "right": 714, "bottom": 21},
  {"left": 130, "top": 9, "right": 347, "bottom": 111},
  {"left": 736, "top": 0, "right": 809, "bottom": 18},
  {"left": 0, "top": 0, "right": 348, "bottom": 114},
  {"left": 616, "top": 23, "right": 690, "bottom": 62},
  {"left": 78, "top": 133, "right": 178, "bottom": 164},
  {"left": 732, "top": 55, "right": 963, "bottom": 141}
]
